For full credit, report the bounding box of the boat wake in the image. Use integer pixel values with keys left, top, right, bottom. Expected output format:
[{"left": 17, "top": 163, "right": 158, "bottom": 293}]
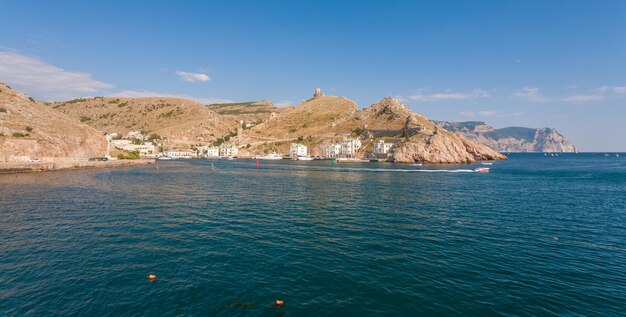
[{"left": 337, "top": 167, "right": 475, "bottom": 173}]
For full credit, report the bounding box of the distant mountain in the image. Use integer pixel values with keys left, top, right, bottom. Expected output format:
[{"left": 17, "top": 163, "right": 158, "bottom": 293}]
[
  {"left": 0, "top": 82, "right": 106, "bottom": 161},
  {"left": 433, "top": 121, "right": 576, "bottom": 152}
]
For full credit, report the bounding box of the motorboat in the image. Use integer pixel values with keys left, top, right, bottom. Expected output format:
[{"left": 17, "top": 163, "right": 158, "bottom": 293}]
[
  {"left": 157, "top": 156, "right": 173, "bottom": 160},
  {"left": 255, "top": 152, "right": 283, "bottom": 160},
  {"left": 297, "top": 155, "right": 314, "bottom": 161},
  {"left": 474, "top": 167, "right": 490, "bottom": 173},
  {"left": 481, "top": 162, "right": 493, "bottom": 165}
]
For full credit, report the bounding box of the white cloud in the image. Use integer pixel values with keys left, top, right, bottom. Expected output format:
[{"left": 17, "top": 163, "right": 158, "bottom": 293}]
[
  {"left": 563, "top": 94, "right": 605, "bottom": 103},
  {"left": 408, "top": 89, "right": 490, "bottom": 102},
  {"left": 0, "top": 50, "right": 113, "bottom": 101},
  {"left": 109, "top": 90, "right": 232, "bottom": 105},
  {"left": 461, "top": 110, "right": 522, "bottom": 118},
  {"left": 613, "top": 86, "right": 626, "bottom": 94},
  {"left": 514, "top": 87, "right": 546, "bottom": 102},
  {"left": 175, "top": 71, "right": 211, "bottom": 82},
  {"left": 478, "top": 110, "right": 498, "bottom": 116}
]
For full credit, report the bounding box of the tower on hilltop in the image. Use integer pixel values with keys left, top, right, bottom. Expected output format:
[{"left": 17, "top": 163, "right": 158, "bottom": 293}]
[{"left": 313, "top": 88, "right": 324, "bottom": 98}]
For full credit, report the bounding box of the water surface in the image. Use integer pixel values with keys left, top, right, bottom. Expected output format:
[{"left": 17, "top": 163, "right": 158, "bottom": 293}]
[{"left": 1, "top": 153, "right": 625, "bottom": 316}]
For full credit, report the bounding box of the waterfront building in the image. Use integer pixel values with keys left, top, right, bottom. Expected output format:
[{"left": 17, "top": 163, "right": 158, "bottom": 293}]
[
  {"left": 320, "top": 143, "right": 342, "bottom": 158},
  {"left": 373, "top": 140, "right": 394, "bottom": 155},
  {"left": 341, "top": 138, "right": 362, "bottom": 156},
  {"left": 290, "top": 143, "right": 308, "bottom": 158},
  {"left": 219, "top": 144, "right": 238, "bottom": 157},
  {"left": 164, "top": 150, "right": 194, "bottom": 159}
]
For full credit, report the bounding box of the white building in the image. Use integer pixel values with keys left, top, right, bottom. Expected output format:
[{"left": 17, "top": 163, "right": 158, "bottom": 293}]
[
  {"left": 164, "top": 150, "right": 194, "bottom": 159},
  {"left": 125, "top": 131, "right": 144, "bottom": 141},
  {"left": 341, "top": 138, "right": 362, "bottom": 156},
  {"left": 206, "top": 146, "right": 220, "bottom": 157},
  {"left": 219, "top": 144, "right": 238, "bottom": 157},
  {"left": 111, "top": 140, "right": 157, "bottom": 157},
  {"left": 110, "top": 139, "right": 132, "bottom": 147},
  {"left": 320, "top": 143, "right": 341, "bottom": 158},
  {"left": 290, "top": 143, "right": 308, "bottom": 158},
  {"left": 373, "top": 140, "right": 394, "bottom": 155}
]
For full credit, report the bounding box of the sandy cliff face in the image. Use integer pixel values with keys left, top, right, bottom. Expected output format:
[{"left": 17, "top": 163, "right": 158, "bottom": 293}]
[
  {"left": 0, "top": 83, "right": 106, "bottom": 161},
  {"left": 435, "top": 121, "right": 576, "bottom": 152}
]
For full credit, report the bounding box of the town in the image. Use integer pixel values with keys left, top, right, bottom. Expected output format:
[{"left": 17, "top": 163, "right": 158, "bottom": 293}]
[{"left": 106, "top": 130, "right": 398, "bottom": 162}]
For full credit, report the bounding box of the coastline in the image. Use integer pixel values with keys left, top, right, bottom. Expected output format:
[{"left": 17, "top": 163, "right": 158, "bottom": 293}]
[{"left": 0, "top": 159, "right": 154, "bottom": 174}]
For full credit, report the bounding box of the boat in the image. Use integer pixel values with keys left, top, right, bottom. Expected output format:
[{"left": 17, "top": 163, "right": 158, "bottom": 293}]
[
  {"left": 336, "top": 157, "right": 370, "bottom": 163},
  {"left": 474, "top": 167, "right": 490, "bottom": 173},
  {"left": 255, "top": 152, "right": 283, "bottom": 160},
  {"left": 481, "top": 162, "right": 493, "bottom": 165},
  {"left": 297, "top": 155, "right": 314, "bottom": 161},
  {"left": 157, "top": 156, "right": 173, "bottom": 160},
  {"left": 412, "top": 163, "right": 423, "bottom": 166}
]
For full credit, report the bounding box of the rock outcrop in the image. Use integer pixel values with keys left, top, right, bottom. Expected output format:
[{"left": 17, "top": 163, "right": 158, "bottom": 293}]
[
  {"left": 0, "top": 83, "right": 106, "bottom": 161},
  {"left": 391, "top": 128, "right": 507, "bottom": 164},
  {"left": 434, "top": 121, "right": 576, "bottom": 152}
]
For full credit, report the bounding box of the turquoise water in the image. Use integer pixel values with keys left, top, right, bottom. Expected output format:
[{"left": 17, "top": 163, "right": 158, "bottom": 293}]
[{"left": 1, "top": 153, "right": 625, "bottom": 316}]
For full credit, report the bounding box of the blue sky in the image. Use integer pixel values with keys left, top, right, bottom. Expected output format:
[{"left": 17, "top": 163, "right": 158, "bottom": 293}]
[{"left": 1, "top": 0, "right": 625, "bottom": 151}]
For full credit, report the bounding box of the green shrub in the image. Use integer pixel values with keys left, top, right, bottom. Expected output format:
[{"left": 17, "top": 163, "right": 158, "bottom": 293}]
[
  {"left": 12, "top": 132, "right": 26, "bottom": 138},
  {"left": 28, "top": 97, "right": 35, "bottom": 102},
  {"left": 25, "top": 126, "right": 33, "bottom": 132},
  {"left": 79, "top": 116, "right": 91, "bottom": 122},
  {"left": 118, "top": 102, "right": 129, "bottom": 108},
  {"left": 0, "top": 107, "right": 6, "bottom": 112}
]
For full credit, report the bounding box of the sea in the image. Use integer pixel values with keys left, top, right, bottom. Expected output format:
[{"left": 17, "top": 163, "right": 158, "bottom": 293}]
[{"left": 1, "top": 153, "right": 625, "bottom": 316}]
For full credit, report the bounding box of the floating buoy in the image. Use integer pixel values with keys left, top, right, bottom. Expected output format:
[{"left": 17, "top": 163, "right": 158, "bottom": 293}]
[
  {"left": 275, "top": 299, "right": 284, "bottom": 306},
  {"left": 147, "top": 274, "right": 157, "bottom": 280}
]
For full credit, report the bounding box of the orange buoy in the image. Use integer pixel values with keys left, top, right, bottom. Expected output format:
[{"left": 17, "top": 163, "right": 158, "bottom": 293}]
[
  {"left": 275, "top": 299, "right": 284, "bottom": 306},
  {"left": 147, "top": 274, "right": 157, "bottom": 280}
]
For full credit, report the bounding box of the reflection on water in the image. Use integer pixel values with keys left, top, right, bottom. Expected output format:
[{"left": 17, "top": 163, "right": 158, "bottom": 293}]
[{"left": 1, "top": 154, "right": 625, "bottom": 316}]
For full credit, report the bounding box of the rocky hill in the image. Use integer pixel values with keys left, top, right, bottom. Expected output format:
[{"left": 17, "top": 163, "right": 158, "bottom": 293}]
[
  {"left": 434, "top": 121, "right": 576, "bottom": 152},
  {"left": 49, "top": 97, "right": 239, "bottom": 148},
  {"left": 0, "top": 83, "right": 106, "bottom": 161},
  {"left": 240, "top": 90, "right": 505, "bottom": 163}
]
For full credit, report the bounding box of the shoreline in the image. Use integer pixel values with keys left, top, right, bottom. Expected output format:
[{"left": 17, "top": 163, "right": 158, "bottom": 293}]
[{"left": 0, "top": 159, "right": 154, "bottom": 174}]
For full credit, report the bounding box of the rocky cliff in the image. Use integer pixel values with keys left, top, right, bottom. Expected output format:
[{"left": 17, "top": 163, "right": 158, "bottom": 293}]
[
  {"left": 434, "top": 121, "right": 576, "bottom": 152},
  {"left": 0, "top": 83, "right": 106, "bottom": 161}
]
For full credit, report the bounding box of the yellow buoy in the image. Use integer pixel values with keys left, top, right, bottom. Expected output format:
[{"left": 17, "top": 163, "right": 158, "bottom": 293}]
[
  {"left": 275, "top": 299, "right": 284, "bottom": 306},
  {"left": 147, "top": 274, "right": 157, "bottom": 280}
]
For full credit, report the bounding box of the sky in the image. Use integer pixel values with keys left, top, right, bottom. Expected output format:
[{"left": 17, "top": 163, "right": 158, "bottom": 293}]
[{"left": 1, "top": 0, "right": 625, "bottom": 151}]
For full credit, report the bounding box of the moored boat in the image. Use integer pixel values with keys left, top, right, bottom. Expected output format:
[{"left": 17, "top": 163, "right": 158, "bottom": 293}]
[{"left": 255, "top": 152, "right": 283, "bottom": 160}]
